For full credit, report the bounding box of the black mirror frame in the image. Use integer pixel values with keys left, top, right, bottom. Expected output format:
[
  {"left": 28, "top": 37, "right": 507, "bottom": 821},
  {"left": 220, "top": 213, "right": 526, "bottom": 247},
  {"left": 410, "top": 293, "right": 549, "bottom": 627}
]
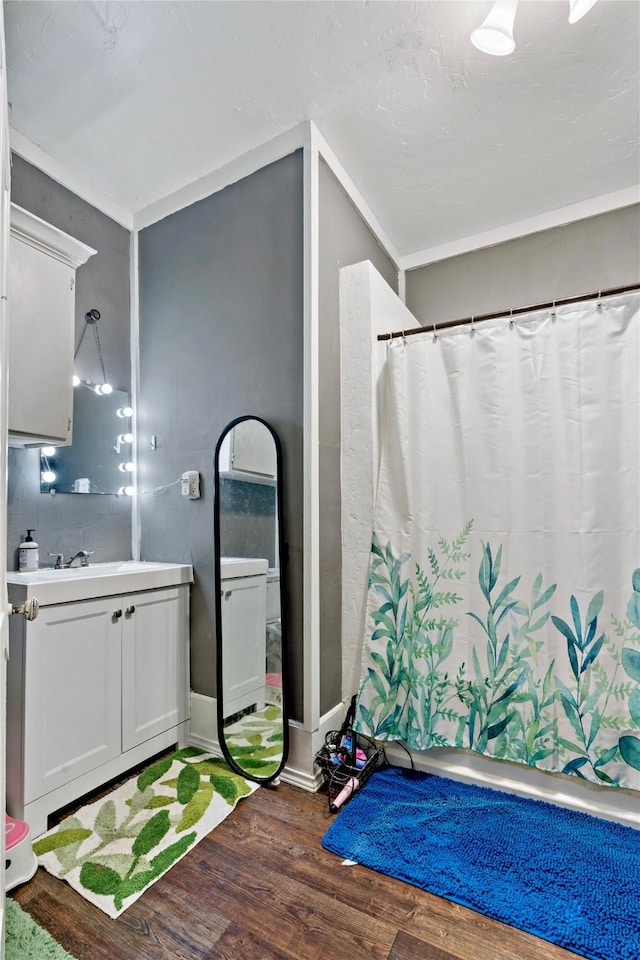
[{"left": 213, "top": 415, "right": 289, "bottom": 784}]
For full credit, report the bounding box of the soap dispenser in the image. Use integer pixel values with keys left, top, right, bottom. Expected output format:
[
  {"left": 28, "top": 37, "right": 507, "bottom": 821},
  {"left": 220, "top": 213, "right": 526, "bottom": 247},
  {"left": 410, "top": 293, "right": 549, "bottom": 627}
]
[{"left": 18, "top": 530, "right": 39, "bottom": 572}]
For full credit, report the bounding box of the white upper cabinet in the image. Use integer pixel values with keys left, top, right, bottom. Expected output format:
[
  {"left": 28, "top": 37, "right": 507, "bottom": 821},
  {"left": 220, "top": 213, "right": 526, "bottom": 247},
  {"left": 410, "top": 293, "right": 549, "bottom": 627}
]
[
  {"left": 8, "top": 204, "right": 96, "bottom": 446},
  {"left": 219, "top": 418, "right": 277, "bottom": 481}
]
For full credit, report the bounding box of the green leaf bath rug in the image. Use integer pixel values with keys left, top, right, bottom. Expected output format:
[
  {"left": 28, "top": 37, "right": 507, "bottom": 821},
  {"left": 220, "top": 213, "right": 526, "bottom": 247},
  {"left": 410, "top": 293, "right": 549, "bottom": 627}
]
[{"left": 33, "top": 747, "right": 258, "bottom": 918}]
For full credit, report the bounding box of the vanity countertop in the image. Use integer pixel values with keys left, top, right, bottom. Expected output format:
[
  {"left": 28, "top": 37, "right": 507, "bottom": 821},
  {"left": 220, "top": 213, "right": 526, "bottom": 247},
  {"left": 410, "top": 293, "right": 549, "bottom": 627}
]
[
  {"left": 220, "top": 557, "right": 268, "bottom": 579},
  {"left": 7, "top": 560, "right": 194, "bottom": 606}
]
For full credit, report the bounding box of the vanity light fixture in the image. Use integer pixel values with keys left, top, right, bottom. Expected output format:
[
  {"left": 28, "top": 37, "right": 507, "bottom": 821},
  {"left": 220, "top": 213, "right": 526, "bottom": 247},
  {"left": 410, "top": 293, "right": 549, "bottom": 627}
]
[
  {"left": 41, "top": 447, "right": 56, "bottom": 485},
  {"left": 117, "top": 405, "right": 134, "bottom": 419},
  {"left": 119, "top": 461, "right": 135, "bottom": 473},
  {"left": 114, "top": 431, "right": 135, "bottom": 454},
  {"left": 74, "top": 308, "right": 113, "bottom": 396},
  {"left": 471, "top": 0, "right": 599, "bottom": 55},
  {"left": 117, "top": 485, "right": 136, "bottom": 497}
]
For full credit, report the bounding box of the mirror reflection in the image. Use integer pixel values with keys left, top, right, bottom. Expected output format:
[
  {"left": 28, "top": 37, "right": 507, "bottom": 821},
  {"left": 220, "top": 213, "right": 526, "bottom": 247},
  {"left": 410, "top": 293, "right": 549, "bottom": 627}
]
[
  {"left": 215, "top": 416, "right": 287, "bottom": 783},
  {"left": 40, "top": 384, "right": 132, "bottom": 495}
]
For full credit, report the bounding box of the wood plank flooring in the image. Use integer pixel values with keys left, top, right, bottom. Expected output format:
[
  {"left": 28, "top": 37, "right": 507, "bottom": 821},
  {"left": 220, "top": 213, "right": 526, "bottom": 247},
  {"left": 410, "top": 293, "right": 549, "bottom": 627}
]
[{"left": 11, "top": 779, "right": 584, "bottom": 960}]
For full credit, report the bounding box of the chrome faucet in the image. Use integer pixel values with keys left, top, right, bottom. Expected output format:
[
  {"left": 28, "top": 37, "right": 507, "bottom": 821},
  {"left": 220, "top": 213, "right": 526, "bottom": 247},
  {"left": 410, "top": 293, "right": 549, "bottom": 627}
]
[
  {"left": 48, "top": 550, "right": 94, "bottom": 569},
  {"left": 68, "top": 550, "right": 93, "bottom": 568}
]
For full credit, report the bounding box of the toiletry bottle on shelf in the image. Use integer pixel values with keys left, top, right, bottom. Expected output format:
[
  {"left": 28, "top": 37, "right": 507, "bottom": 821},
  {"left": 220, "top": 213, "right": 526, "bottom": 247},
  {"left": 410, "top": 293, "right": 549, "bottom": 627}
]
[{"left": 18, "top": 530, "right": 39, "bottom": 572}]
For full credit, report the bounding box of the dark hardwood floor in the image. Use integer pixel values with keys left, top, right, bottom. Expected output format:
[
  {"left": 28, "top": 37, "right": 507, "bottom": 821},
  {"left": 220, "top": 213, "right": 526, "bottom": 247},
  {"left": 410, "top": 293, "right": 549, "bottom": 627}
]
[{"left": 12, "top": 780, "right": 583, "bottom": 960}]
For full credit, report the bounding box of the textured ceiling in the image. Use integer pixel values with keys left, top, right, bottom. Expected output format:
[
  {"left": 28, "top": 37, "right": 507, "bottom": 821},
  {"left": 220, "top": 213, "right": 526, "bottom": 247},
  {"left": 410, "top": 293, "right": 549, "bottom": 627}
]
[{"left": 4, "top": 0, "right": 639, "bottom": 257}]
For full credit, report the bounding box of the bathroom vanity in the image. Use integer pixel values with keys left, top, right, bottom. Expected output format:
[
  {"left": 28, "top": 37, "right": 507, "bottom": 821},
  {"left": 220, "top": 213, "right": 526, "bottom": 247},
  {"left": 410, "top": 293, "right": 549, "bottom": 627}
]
[
  {"left": 219, "top": 557, "right": 268, "bottom": 720},
  {"left": 6, "top": 561, "right": 193, "bottom": 837}
]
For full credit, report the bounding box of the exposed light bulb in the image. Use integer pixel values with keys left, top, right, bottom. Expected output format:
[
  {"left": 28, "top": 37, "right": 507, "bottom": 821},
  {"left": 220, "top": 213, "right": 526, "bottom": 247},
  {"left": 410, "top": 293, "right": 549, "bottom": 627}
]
[
  {"left": 41, "top": 470, "right": 56, "bottom": 483},
  {"left": 41, "top": 446, "right": 56, "bottom": 457},
  {"left": 118, "top": 485, "right": 136, "bottom": 497},
  {"left": 72, "top": 375, "right": 80, "bottom": 387},
  {"left": 568, "top": 0, "right": 598, "bottom": 23},
  {"left": 471, "top": 0, "right": 518, "bottom": 56},
  {"left": 119, "top": 461, "right": 135, "bottom": 473},
  {"left": 99, "top": 382, "right": 113, "bottom": 395},
  {"left": 117, "top": 433, "right": 134, "bottom": 445},
  {"left": 117, "top": 406, "right": 134, "bottom": 418}
]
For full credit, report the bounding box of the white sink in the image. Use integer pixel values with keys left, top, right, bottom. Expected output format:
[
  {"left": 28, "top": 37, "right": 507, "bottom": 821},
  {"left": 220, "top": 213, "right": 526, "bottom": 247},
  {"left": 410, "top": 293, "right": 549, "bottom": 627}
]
[
  {"left": 7, "top": 560, "right": 194, "bottom": 606},
  {"left": 29, "top": 561, "right": 157, "bottom": 579}
]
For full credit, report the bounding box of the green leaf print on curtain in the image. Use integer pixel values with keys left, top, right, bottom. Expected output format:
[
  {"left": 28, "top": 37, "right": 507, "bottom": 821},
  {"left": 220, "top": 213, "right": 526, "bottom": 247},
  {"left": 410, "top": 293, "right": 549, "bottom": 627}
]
[
  {"left": 355, "top": 535, "right": 640, "bottom": 790},
  {"left": 617, "top": 571, "right": 640, "bottom": 771}
]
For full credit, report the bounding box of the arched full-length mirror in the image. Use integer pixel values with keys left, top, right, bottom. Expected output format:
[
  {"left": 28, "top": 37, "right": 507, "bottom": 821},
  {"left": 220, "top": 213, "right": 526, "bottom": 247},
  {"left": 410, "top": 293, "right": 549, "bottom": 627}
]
[{"left": 214, "top": 416, "right": 288, "bottom": 783}]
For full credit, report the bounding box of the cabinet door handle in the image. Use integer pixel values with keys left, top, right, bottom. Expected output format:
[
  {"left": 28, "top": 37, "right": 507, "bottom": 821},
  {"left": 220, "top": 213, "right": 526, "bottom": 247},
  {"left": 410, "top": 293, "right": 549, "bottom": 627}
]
[
  {"left": 112, "top": 609, "right": 123, "bottom": 622},
  {"left": 125, "top": 605, "right": 135, "bottom": 617}
]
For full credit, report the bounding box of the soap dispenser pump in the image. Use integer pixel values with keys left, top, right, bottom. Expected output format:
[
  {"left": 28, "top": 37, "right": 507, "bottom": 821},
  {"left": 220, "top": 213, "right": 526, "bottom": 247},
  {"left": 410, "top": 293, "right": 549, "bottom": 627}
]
[{"left": 18, "top": 530, "right": 39, "bottom": 572}]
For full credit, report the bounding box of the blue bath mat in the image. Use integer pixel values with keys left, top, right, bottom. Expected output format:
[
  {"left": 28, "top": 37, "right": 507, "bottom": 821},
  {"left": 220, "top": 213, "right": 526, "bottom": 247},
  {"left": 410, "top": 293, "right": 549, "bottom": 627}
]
[{"left": 322, "top": 766, "right": 640, "bottom": 960}]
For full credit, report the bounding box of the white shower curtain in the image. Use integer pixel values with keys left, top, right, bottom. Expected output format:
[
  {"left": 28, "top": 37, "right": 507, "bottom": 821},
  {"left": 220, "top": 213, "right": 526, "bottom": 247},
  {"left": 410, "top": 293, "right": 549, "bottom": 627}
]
[{"left": 355, "top": 291, "right": 640, "bottom": 791}]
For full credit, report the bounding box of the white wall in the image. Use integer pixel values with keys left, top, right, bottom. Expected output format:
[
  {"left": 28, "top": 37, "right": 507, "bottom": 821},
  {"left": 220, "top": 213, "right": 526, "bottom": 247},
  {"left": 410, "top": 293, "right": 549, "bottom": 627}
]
[{"left": 339, "top": 261, "right": 415, "bottom": 702}]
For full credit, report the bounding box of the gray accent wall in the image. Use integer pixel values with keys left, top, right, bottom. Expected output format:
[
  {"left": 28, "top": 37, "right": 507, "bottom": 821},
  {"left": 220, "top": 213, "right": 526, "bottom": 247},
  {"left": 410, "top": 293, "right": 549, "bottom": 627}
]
[
  {"left": 318, "top": 157, "right": 398, "bottom": 715},
  {"left": 7, "top": 155, "right": 132, "bottom": 570},
  {"left": 405, "top": 205, "right": 640, "bottom": 326},
  {"left": 138, "top": 151, "right": 304, "bottom": 718}
]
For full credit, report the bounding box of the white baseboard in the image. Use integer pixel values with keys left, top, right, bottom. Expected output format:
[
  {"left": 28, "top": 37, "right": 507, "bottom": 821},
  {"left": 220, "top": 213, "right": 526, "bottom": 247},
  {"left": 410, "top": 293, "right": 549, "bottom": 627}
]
[
  {"left": 188, "top": 692, "right": 346, "bottom": 792},
  {"left": 189, "top": 691, "right": 219, "bottom": 748}
]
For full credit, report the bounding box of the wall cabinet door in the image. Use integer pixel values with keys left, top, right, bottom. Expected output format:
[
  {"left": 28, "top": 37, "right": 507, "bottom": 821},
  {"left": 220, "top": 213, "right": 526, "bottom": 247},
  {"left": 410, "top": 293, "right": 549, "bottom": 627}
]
[
  {"left": 8, "top": 205, "right": 95, "bottom": 446},
  {"left": 23, "top": 597, "right": 122, "bottom": 803},
  {"left": 220, "top": 574, "right": 266, "bottom": 719},
  {"left": 121, "top": 586, "right": 190, "bottom": 752},
  {"left": 231, "top": 419, "right": 277, "bottom": 478}
]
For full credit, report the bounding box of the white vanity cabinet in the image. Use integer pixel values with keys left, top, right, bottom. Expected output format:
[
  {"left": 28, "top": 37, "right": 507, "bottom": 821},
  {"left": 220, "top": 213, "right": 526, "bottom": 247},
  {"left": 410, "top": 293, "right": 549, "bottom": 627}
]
[
  {"left": 121, "top": 586, "right": 189, "bottom": 751},
  {"left": 7, "top": 563, "right": 192, "bottom": 837},
  {"left": 8, "top": 204, "right": 96, "bottom": 446},
  {"left": 18, "top": 596, "right": 123, "bottom": 804},
  {"left": 220, "top": 558, "right": 268, "bottom": 719}
]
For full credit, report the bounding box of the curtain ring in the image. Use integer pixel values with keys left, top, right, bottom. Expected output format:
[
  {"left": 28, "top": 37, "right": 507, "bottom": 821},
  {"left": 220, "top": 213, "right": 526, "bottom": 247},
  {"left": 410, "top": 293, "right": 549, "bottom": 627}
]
[
  {"left": 597, "top": 289, "right": 603, "bottom": 311},
  {"left": 470, "top": 316, "right": 475, "bottom": 335},
  {"left": 550, "top": 299, "right": 556, "bottom": 320},
  {"left": 509, "top": 309, "right": 514, "bottom": 328},
  {"left": 432, "top": 323, "right": 438, "bottom": 341}
]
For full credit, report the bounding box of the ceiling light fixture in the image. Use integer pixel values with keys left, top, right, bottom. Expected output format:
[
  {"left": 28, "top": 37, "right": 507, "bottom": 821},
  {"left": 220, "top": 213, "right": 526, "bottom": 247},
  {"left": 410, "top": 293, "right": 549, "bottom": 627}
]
[
  {"left": 471, "top": 1, "right": 518, "bottom": 56},
  {"left": 471, "top": 0, "right": 599, "bottom": 56},
  {"left": 568, "top": 0, "right": 598, "bottom": 23}
]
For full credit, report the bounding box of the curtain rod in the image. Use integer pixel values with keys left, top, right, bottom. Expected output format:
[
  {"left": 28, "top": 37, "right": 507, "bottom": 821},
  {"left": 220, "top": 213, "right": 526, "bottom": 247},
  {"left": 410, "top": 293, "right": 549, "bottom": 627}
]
[{"left": 377, "top": 282, "right": 640, "bottom": 342}]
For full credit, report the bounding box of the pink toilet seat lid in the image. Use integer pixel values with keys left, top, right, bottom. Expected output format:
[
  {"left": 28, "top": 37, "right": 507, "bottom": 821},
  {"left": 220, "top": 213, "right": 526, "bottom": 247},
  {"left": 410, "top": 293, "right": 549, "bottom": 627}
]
[{"left": 5, "top": 815, "right": 30, "bottom": 849}]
